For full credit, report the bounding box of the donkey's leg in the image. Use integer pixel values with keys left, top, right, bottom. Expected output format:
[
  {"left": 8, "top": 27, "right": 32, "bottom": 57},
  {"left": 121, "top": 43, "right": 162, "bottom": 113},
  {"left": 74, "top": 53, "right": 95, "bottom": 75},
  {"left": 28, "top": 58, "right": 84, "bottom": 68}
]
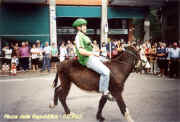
[
  {"left": 54, "top": 86, "right": 62, "bottom": 106},
  {"left": 115, "top": 94, "right": 134, "bottom": 122},
  {"left": 58, "top": 79, "right": 71, "bottom": 114},
  {"left": 49, "top": 86, "right": 61, "bottom": 109},
  {"left": 96, "top": 95, "right": 108, "bottom": 121}
]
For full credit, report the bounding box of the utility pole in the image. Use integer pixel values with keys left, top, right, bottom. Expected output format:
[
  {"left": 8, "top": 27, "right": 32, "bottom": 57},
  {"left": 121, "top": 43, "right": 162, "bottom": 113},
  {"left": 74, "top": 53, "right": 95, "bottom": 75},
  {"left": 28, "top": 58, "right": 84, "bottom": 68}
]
[
  {"left": 49, "top": 0, "right": 57, "bottom": 46},
  {"left": 101, "top": 0, "right": 108, "bottom": 47}
]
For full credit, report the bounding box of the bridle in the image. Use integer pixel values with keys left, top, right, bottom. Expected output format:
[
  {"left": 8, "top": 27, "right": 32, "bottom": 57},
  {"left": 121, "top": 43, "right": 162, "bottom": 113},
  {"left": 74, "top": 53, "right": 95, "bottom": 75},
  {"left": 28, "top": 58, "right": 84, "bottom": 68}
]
[{"left": 116, "top": 49, "right": 140, "bottom": 66}]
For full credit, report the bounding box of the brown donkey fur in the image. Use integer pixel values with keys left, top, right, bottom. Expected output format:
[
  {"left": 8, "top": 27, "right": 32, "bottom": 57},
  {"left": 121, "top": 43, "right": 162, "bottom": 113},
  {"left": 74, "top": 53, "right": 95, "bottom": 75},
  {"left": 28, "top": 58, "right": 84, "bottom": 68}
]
[{"left": 50, "top": 46, "right": 140, "bottom": 122}]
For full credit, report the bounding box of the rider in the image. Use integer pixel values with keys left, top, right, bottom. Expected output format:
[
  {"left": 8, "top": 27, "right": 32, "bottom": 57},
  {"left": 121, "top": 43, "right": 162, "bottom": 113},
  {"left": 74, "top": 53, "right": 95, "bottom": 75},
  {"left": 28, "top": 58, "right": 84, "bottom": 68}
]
[{"left": 72, "top": 18, "right": 112, "bottom": 100}]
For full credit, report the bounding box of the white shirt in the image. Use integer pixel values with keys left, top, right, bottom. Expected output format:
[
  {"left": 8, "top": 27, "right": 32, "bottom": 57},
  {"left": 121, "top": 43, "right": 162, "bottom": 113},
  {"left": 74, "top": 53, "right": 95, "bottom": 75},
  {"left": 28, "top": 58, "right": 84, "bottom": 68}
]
[
  {"left": 168, "top": 47, "right": 180, "bottom": 59},
  {"left": 93, "top": 45, "right": 100, "bottom": 56},
  {"left": 140, "top": 48, "right": 147, "bottom": 62},
  {"left": 31, "top": 48, "right": 38, "bottom": 59},
  {"left": 36, "top": 47, "right": 43, "bottom": 58},
  {"left": 59, "top": 47, "right": 67, "bottom": 57},
  {"left": 4, "top": 48, "right": 12, "bottom": 59},
  {"left": 101, "top": 46, "right": 107, "bottom": 57},
  {"left": 43, "top": 46, "right": 51, "bottom": 55},
  {"left": 11, "top": 57, "right": 18, "bottom": 65}
]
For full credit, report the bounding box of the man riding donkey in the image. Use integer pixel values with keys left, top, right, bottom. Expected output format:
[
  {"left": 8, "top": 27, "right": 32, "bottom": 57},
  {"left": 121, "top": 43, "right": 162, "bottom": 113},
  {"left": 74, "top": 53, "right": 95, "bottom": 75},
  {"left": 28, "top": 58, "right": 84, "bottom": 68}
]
[
  {"left": 49, "top": 18, "right": 138, "bottom": 122},
  {"left": 72, "top": 18, "right": 113, "bottom": 100}
]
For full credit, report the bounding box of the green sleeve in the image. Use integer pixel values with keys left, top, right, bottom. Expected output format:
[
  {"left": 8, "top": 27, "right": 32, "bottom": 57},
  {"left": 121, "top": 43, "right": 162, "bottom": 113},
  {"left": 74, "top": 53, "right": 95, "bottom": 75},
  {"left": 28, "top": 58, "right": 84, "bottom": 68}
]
[{"left": 79, "top": 34, "right": 85, "bottom": 49}]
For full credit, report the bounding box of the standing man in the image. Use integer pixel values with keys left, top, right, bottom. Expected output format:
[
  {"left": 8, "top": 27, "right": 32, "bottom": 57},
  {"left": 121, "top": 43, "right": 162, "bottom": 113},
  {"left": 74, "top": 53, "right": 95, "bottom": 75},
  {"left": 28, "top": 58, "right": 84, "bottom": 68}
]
[
  {"left": 73, "top": 18, "right": 112, "bottom": 100},
  {"left": 19, "top": 42, "right": 30, "bottom": 72},
  {"left": 168, "top": 42, "right": 180, "bottom": 78},
  {"left": 41, "top": 42, "right": 51, "bottom": 72}
]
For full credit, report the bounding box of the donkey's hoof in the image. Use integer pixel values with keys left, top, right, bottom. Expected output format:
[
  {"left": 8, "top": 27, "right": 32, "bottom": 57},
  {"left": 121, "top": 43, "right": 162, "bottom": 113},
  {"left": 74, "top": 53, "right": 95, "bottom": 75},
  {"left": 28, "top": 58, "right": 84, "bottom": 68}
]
[
  {"left": 96, "top": 114, "right": 105, "bottom": 121},
  {"left": 49, "top": 103, "right": 56, "bottom": 109}
]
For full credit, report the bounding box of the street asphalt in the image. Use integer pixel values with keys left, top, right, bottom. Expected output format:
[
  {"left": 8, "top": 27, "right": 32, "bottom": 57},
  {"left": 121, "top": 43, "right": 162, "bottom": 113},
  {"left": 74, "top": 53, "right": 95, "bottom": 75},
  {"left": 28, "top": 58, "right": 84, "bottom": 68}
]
[{"left": 0, "top": 72, "right": 179, "bottom": 122}]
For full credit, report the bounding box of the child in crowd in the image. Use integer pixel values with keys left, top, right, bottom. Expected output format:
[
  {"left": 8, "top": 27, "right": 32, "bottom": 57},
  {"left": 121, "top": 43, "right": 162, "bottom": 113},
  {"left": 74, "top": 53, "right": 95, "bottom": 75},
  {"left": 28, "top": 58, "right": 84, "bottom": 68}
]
[
  {"left": 11, "top": 55, "right": 19, "bottom": 75},
  {"left": 2, "top": 63, "right": 9, "bottom": 72}
]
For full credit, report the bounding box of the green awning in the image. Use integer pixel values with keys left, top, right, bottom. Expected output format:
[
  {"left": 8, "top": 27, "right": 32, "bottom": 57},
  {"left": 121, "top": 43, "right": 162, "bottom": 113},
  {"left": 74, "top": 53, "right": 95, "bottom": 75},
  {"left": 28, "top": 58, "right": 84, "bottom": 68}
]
[
  {"left": 0, "top": 35, "right": 49, "bottom": 42},
  {"left": 108, "top": 7, "right": 147, "bottom": 19},
  {"left": 56, "top": 6, "right": 101, "bottom": 18},
  {"left": 56, "top": 6, "right": 147, "bottom": 19},
  {"left": 0, "top": 5, "right": 50, "bottom": 41}
]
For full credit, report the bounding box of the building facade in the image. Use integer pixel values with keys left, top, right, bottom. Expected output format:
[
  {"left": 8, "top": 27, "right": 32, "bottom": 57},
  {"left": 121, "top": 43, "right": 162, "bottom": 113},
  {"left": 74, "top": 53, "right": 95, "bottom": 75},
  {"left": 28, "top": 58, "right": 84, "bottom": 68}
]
[
  {"left": 0, "top": 0, "right": 148, "bottom": 46},
  {"left": 161, "top": 1, "right": 180, "bottom": 42}
]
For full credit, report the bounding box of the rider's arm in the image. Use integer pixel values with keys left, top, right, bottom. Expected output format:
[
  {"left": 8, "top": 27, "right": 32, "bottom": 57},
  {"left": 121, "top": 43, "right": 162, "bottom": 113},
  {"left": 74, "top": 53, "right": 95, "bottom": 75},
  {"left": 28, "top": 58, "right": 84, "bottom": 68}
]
[
  {"left": 75, "top": 34, "right": 96, "bottom": 57},
  {"left": 79, "top": 48, "right": 93, "bottom": 56}
]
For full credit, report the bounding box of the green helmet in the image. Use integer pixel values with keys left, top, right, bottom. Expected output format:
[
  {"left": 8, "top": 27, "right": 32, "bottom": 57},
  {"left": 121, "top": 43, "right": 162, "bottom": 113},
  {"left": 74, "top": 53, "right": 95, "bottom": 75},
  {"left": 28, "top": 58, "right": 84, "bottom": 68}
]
[{"left": 72, "top": 18, "right": 87, "bottom": 28}]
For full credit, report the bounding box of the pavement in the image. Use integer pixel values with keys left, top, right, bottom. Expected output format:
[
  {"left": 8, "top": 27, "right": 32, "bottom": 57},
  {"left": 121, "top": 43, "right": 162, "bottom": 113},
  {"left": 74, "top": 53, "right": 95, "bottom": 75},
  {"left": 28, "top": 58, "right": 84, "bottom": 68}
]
[{"left": 0, "top": 72, "right": 179, "bottom": 122}]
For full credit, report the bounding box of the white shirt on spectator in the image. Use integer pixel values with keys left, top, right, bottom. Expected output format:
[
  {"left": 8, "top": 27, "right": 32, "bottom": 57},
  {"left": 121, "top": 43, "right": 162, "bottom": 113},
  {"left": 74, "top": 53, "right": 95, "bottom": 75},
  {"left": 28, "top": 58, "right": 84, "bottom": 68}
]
[
  {"left": 31, "top": 48, "right": 38, "bottom": 59},
  {"left": 43, "top": 46, "right": 51, "bottom": 55},
  {"left": 36, "top": 47, "right": 42, "bottom": 58},
  {"left": 168, "top": 47, "right": 180, "bottom": 59},
  {"left": 59, "top": 47, "right": 67, "bottom": 57},
  {"left": 4, "top": 48, "right": 12, "bottom": 59},
  {"left": 101, "top": 46, "right": 107, "bottom": 57},
  {"left": 11, "top": 57, "right": 18, "bottom": 65},
  {"left": 59, "top": 46, "right": 67, "bottom": 62}
]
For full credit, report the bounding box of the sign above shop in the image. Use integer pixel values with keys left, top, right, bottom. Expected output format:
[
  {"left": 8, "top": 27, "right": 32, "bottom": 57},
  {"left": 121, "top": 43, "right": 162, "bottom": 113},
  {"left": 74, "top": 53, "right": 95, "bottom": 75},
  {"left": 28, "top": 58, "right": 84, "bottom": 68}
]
[
  {"left": 57, "top": 28, "right": 96, "bottom": 35},
  {"left": 57, "top": 28, "right": 128, "bottom": 35},
  {"left": 109, "top": 29, "right": 128, "bottom": 35}
]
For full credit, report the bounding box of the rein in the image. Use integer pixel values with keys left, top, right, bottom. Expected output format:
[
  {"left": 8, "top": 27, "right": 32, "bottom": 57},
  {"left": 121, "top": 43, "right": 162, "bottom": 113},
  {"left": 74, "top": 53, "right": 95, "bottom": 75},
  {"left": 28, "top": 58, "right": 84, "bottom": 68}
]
[
  {"left": 125, "top": 49, "right": 139, "bottom": 60},
  {"left": 113, "top": 49, "right": 138, "bottom": 66}
]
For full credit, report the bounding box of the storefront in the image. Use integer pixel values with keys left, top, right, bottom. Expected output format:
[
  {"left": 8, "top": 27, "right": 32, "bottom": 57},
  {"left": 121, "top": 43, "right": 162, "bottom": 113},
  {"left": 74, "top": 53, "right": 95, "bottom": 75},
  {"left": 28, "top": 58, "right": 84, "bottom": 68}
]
[
  {"left": 0, "top": 4, "right": 147, "bottom": 45},
  {"left": 0, "top": 4, "right": 50, "bottom": 44},
  {"left": 56, "top": 6, "right": 147, "bottom": 43}
]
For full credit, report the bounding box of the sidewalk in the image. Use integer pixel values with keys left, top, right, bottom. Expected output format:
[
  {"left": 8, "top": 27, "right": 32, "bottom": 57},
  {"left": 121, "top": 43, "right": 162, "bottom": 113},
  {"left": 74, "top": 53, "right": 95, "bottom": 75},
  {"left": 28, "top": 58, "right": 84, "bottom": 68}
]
[{"left": 0, "top": 70, "right": 56, "bottom": 80}]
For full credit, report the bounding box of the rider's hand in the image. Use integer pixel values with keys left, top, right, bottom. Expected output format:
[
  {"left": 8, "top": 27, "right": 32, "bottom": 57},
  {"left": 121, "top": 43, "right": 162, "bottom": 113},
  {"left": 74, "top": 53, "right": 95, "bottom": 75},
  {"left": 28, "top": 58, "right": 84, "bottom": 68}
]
[
  {"left": 94, "top": 53, "right": 99, "bottom": 57},
  {"left": 95, "top": 54, "right": 100, "bottom": 57}
]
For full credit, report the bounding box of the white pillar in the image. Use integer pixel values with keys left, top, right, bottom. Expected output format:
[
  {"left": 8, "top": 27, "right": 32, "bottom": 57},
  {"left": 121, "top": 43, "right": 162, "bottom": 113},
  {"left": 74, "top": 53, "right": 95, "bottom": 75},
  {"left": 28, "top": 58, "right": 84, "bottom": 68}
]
[
  {"left": 0, "top": 38, "right": 2, "bottom": 56},
  {"left": 144, "top": 19, "right": 150, "bottom": 41},
  {"left": 101, "top": 0, "right": 108, "bottom": 47},
  {"left": 179, "top": 2, "right": 180, "bottom": 41},
  {"left": 49, "top": 0, "right": 57, "bottom": 46}
]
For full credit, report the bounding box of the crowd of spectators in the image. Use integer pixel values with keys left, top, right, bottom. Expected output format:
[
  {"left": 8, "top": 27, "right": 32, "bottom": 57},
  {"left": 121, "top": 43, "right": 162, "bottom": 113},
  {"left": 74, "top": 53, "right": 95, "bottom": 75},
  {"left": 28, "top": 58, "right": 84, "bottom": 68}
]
[
  {"left": 91, "top": 39, "right": 180, "bottom": 78},
  {"left": 0, "top": 39, "right": 180, "bottom": 78},
  {"left": 0, "top": 40, "right": 77, "bottom": 73}
]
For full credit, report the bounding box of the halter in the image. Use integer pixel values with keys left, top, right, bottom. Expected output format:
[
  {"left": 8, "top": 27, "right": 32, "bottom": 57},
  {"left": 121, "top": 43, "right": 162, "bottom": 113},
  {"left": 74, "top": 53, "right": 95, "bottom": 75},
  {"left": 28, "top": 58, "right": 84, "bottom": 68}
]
[
  {"left": 124, "top": 49, "right": 139, "bottom": 60},
  {"left": 114, "top": 49, "right": 139, "bottom": 66}
]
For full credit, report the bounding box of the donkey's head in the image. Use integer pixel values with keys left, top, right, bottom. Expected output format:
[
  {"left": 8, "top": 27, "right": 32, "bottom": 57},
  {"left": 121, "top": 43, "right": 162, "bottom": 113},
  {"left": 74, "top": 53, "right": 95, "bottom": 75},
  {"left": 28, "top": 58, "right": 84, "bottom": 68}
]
[{"left": 113, "top": 46, "right": 141, "bottom": 69}]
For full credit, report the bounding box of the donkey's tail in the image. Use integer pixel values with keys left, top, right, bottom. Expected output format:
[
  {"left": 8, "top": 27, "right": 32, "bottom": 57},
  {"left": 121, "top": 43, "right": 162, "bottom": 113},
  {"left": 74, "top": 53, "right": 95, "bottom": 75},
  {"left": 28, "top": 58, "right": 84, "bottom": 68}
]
[
  {"left": 53, "top": 72, "right": 59, "bottom": 88},
  {"left": 52, "top": 62, "right": 63, "bottom": 88}
]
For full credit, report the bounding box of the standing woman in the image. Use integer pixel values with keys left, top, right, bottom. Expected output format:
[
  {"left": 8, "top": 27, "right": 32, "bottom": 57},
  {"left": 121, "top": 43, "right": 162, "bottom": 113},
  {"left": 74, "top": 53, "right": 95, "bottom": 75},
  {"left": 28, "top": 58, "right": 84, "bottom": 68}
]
[
  {"left": 157, "top": 42, "right": 167, "bottom": 77},
  {"left": 149, "top": 44, "right": 157, "bottom": 74},
  {"left": 36, "top": 41, "right": 43, "bottom": 70},
  {"left": 2, "top": 44, "right": 12, "bottom": 72},
  {"left": 51, "top": 42, "right": 59, "bottom": 71},
  {"left": 19, "top": 42, "right": 30, "bottom": 72},
  {"left": 140, "top": 44, "right": 151, "bottom": 73},
  {"left": 30, "top": 44, "right": 38, "bottom": 72},
  {"left": 59, "top": 41, "right": 67, "bottom": 62}
]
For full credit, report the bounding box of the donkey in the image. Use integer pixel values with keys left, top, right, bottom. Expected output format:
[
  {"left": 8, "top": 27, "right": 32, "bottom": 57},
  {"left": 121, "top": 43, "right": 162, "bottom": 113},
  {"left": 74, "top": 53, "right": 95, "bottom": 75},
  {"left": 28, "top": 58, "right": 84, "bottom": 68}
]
[{"left": 49, "top": 46, "right": 140, "bottom": 122}]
